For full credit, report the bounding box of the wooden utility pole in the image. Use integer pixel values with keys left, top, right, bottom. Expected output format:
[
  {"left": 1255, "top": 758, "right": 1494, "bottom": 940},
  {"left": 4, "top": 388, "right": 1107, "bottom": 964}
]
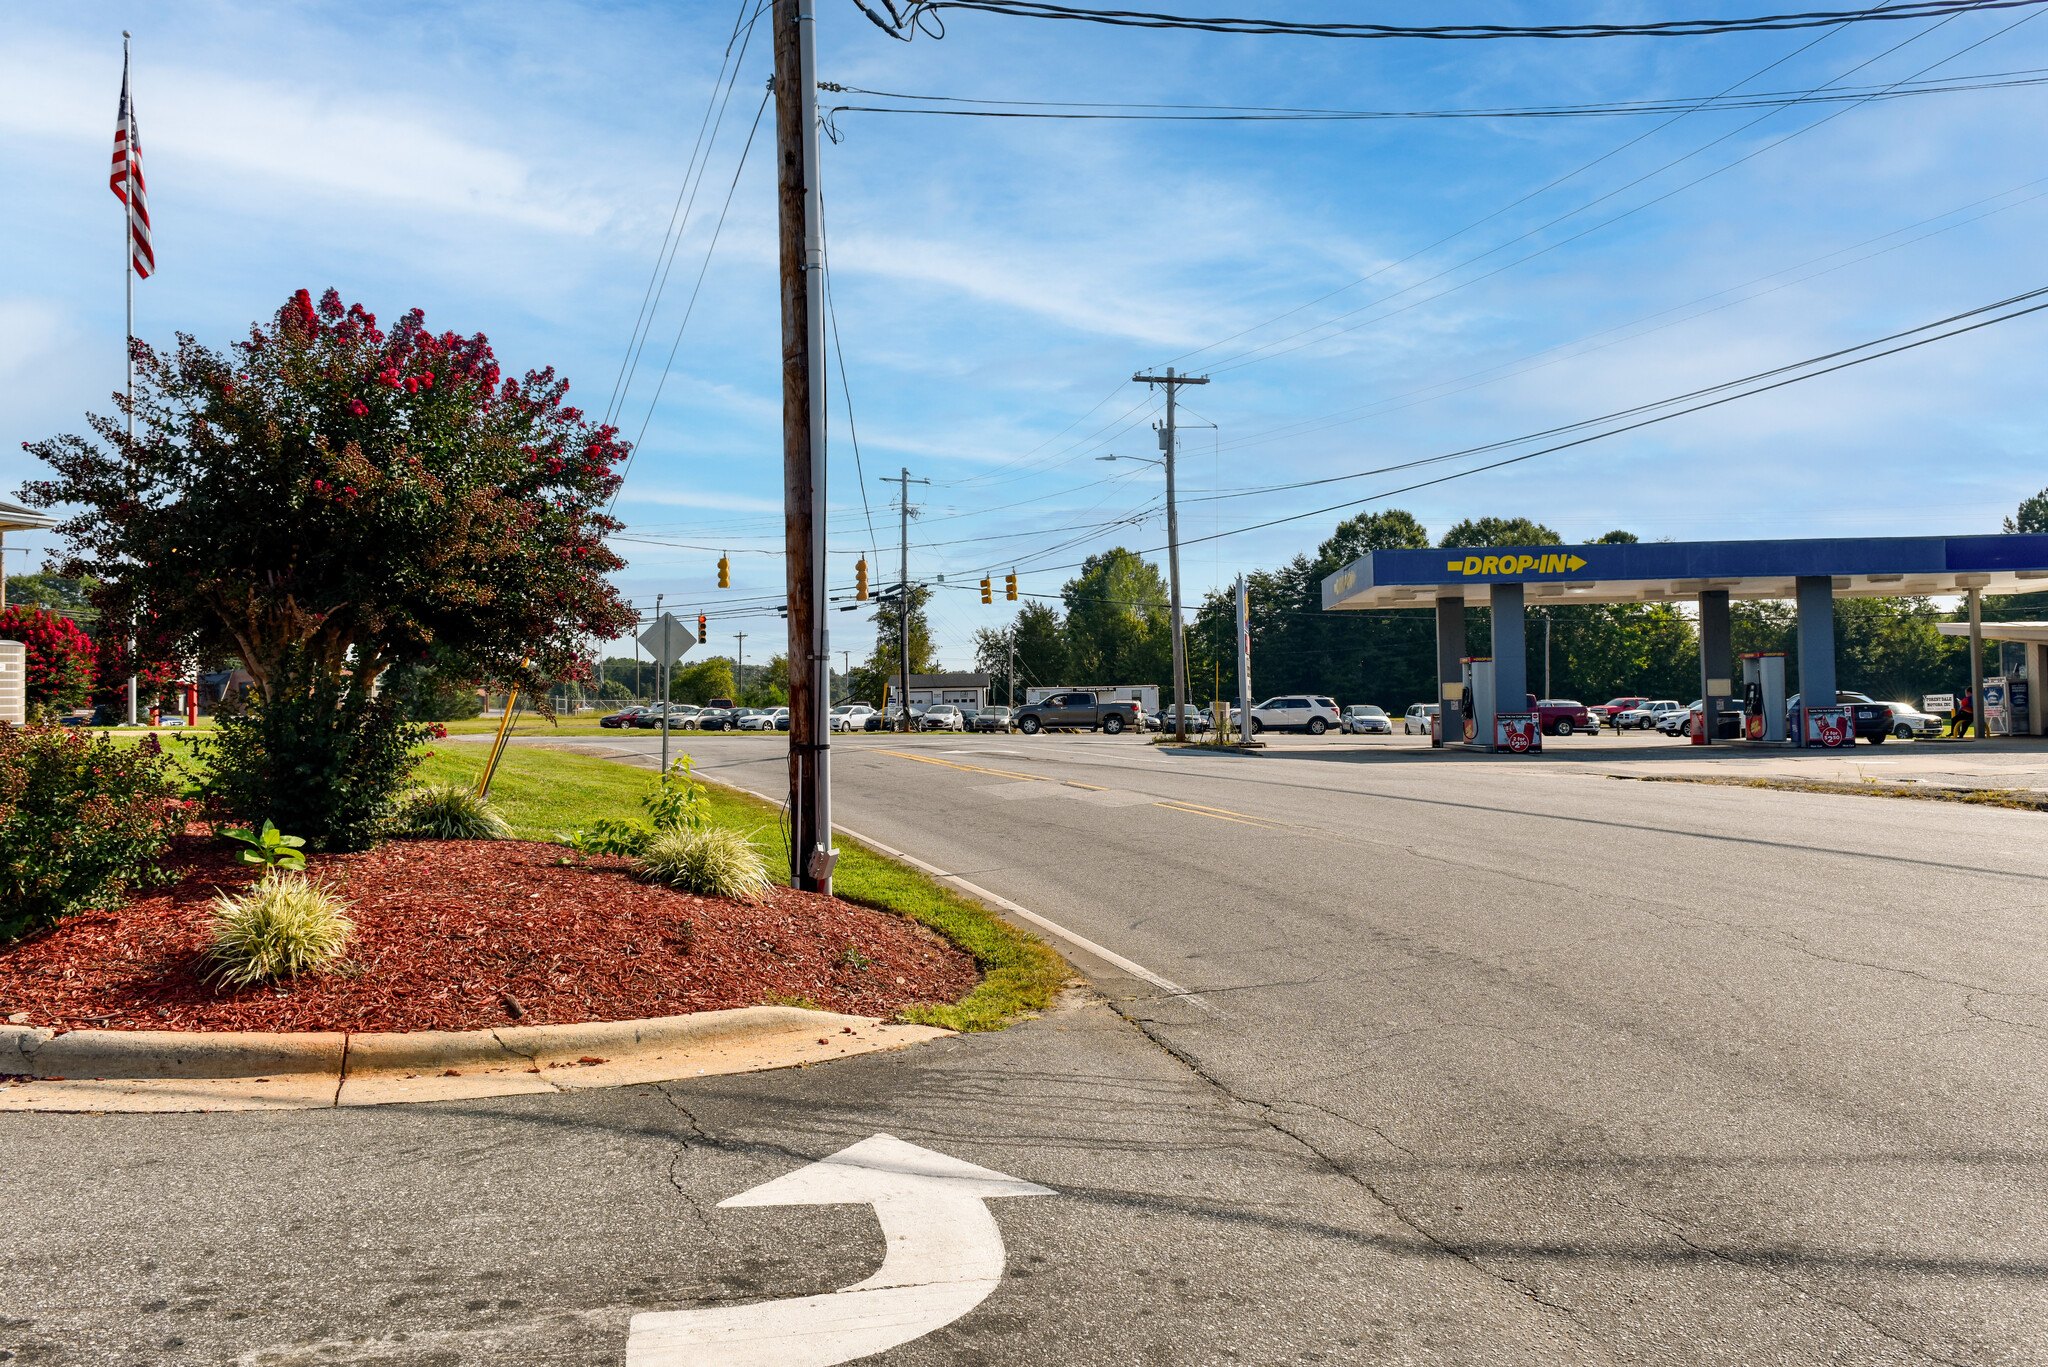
[
  {"left": 776, "top": 0, "right": 833, "bottom": 891},
  {"left": 1132, "top": 367, "right": 1209, "bottom": 741}
]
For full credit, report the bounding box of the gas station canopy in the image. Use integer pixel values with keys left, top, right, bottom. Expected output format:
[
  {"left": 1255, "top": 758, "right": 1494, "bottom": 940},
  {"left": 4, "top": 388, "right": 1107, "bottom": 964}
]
[{"left": 1321, "top": 534, "right": 2048, "bottom": 611}]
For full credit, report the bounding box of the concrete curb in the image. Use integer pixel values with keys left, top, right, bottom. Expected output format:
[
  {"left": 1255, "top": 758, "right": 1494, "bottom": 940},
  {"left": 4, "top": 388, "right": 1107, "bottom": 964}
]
[{"left": 0, "top": 1007, "right": 951, "bottom": 1112}]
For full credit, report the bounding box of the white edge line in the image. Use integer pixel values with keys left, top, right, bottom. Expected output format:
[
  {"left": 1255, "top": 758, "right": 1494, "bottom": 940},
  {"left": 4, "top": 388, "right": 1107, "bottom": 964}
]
[{"left": 710, "top": 779, "right": 1215, "bottom": 1015}]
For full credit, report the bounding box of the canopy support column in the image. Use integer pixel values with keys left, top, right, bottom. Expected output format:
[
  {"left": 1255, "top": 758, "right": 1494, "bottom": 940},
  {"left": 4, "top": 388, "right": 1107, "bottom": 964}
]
[
  {"left": 1697, "top": 589, "right": 1731, "bottom": 745},
  {"left": 1794, "top": 575, "right": 1836, "bottom": 746},
  {"left": 1435, "top": 595, "right": 1465, "bottom": 749},
  {"left": 1491, "top": 581, "right": 1527, "bottom": 737}
]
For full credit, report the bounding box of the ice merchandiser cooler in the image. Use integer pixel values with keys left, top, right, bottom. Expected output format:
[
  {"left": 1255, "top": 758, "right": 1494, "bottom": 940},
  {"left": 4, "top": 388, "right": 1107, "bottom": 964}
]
[{"left": 1461, "top": 657, "right": 1494, "bottom": 747}]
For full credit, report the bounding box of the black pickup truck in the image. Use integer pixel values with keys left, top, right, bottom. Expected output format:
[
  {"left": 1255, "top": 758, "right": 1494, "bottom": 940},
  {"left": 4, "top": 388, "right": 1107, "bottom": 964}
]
[{"left": 1015, "top": 691, "right": 1143, "bottom": 736}]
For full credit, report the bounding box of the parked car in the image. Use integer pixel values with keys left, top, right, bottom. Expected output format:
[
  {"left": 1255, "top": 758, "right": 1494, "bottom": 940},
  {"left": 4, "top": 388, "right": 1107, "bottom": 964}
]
[
  {"left": 1247, "top": 695, "right": 1343, "bottom": 736},
  {"left": 1402, "top": 702, "right": 1439, "bottom": 735},
  {"left": 1014, "top": 691, "right": 1143, "bottom": 735},
  {"left": 869, "top": 704, "right": 927, "bottom": 732},
  {"left": 971, "top": 705, "right": 1016, "bottom": 733},
  {"left": 1787, "top": 691, "right": 1895, "bottom": 744},
  {"left": 1341, "top": 704, "right": 1392, "bottom": 735},
  {"left": 601, "top": 705, "right": 650, "bottom": 729},
  {"left": 831, "top": 704, "right": 875, "bottom": 732},
  {"left": 634, "top": 705, "right": 697, "bottom": 729},
  {"left": 737, "top": 708, "right": 783, "bottom": 731},
  {"left": 1533, "top": 699, "right": 1593, "bottom": 736},
  {"left": 920, "top": 704, "right": 966, "bottom": 731},
  {"left": 1157, "top": 703, "right": 1211, "bottom": 734},
  {"left": 1591, "top": 696, "right": 1651, "bottom": 729},
  {"left": 1657, "top": 702, "right": 1702, "bottom": 737},
  {"left": 1615, "top": 699, "right": 1684, "bottom": 730},
  {"left": 774, "top": 708, "right": 792, "bottom": 732},
  {"left": 1887, "top": 700, "right": 1943, "bottom": 738},
  {"left": 694, "top": 708, "right": 738, "bottom": 731}
]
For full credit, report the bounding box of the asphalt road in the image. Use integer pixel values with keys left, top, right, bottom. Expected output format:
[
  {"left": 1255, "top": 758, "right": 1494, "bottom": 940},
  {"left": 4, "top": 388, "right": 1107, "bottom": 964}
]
[{"left": 9, "top": 729, "right": 2048, "bottom": 1364}]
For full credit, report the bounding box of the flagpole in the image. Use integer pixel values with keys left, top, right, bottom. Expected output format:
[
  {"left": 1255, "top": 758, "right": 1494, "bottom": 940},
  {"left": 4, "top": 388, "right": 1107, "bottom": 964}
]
[{"left": 122, "top": 31, "right": 138, "bottom": 727}]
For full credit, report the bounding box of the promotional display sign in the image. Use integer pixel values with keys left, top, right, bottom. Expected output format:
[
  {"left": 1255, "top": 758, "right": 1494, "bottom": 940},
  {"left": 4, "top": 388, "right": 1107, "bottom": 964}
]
[
  {"left": 1923, "top": 692, "right": 1954, "bottom": 714},
  {"left": 1430, "top": 710, "right": 1441, "bottom": 744},
  {"left": 1802, "top": 704, "right": 1854, "bottom": 748},
  {"left": 1985, "top": 678, "right": 2010, "bottom": 735},
  {"left": 1495, "top": 712, "right": 1542, "bottom": 754}
]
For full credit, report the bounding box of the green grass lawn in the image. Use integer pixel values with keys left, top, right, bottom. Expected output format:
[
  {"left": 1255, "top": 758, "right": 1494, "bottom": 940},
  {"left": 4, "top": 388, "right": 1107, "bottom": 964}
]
[{"left": 415, "top": 745, "right": 1065, "bottom": 1032}]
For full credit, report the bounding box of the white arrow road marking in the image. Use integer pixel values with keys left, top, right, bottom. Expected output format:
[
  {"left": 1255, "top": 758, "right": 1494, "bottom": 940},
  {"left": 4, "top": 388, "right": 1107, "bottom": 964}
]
[{"left": 625, "top": 1133, "right": 1054, "bottom": 1367}]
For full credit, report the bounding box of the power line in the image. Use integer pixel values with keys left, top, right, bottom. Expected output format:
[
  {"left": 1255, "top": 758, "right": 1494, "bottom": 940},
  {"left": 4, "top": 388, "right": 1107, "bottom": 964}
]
[
  {"left": 605, "top": 3, "right": 761, "bottom": 428},
  {"left": 822, "top": 66, "right": 2048, "bottom": 122},
  {"left": 609, "top": 87, "right": 774, "bottom": 512},
  {"left": 907, "top": 0, "right": 2047, "bottom": 40}
]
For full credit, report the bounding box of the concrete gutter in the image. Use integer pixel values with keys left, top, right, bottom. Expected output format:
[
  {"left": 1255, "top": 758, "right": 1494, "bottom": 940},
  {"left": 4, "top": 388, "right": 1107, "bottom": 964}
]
[{"left": 0, "top": 1006, "right": 949, "bottom": 1113}]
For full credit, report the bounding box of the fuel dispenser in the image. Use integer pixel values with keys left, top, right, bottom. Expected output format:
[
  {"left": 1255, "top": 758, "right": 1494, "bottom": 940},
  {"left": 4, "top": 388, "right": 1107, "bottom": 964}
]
[
  {"left": 1461, "top": 657, "right": 1494, "bottom": 746},
  {"left": 1740, "top": 652, "right": 1787, "bottom": 742}
]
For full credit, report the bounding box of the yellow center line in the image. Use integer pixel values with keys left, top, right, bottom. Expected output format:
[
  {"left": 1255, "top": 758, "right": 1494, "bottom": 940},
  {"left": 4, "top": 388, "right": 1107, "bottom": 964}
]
[
  {"left": 1154, "top": 797, "right": 1281, "bottom": 823},
  {"left": 1153, "top": 800, "right": 1288, "bottom": 829},
  {"left": 871, "top": 749, "right": 1052, "bottom": 783}
]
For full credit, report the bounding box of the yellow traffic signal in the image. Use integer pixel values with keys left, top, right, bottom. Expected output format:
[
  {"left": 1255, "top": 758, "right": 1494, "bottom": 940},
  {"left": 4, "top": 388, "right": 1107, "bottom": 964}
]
[
  {"left": 697, "top": 613, "right": 707, "bottom": 644},
  {"left": 856, "top": 557, "right": 869, "bottom": 600},
  {"left": 981, "top": 576, "right": 992, "bottom": 604},
  {"left": 1005, "top": 572, "right": 1017, "bottom": 601},
  {"left": 717, "top": 554, "right": 730, "bottom": 588}
]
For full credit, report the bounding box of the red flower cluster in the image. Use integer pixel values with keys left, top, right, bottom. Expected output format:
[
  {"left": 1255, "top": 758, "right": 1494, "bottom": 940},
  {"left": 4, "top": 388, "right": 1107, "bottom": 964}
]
[{"left": 0, "top": 605, "right": 99, "bottom": 710}]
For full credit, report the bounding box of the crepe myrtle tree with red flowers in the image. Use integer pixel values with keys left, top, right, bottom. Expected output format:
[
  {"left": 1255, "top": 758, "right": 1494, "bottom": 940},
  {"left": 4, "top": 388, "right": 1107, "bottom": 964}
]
[
  {"left": 20, "top": 289, "right": 635, "bottom": 843},
  {"left": 0, "top": 605, "right": 98, "bottom": 713}
]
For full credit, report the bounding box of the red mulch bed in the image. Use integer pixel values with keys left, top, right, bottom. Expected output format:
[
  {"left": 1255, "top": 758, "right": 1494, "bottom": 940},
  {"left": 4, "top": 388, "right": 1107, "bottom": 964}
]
[{"left": 0, "top": 836, "right": 979, "bottom": 1033}]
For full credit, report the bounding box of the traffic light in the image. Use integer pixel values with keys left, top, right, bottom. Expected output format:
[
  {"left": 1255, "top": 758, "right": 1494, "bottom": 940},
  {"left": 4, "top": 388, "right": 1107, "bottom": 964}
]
[
  {"left": 697, "top": 614, "right": 707, "bottom": 644},
  {"left": 1005, "top": 572, "right": 1018, "bottom": 601},
  {"left": 980, "top": 576, "right": 992, "bottom": 604},
  {"left": 856, "top": 557, "right": 869, "bottom": 601},
  {"left": 717, "top": 554, "right": 730, "bottom": 588}
]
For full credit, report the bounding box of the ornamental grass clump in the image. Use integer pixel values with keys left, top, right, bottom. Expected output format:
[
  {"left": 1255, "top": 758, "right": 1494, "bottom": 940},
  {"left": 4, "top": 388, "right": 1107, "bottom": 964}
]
[
  {"left": 207, "top": 872, "right": 355, "bottom": 988},
  {"left": 637, "top": 826, "right": 773, "bottom": 902},
  {"left": 395, "top": 783, "right": 513, "bottom": 840}
]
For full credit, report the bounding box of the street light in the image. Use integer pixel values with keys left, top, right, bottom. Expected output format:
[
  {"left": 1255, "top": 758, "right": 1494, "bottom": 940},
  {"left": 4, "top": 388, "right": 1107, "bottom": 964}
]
[{"left": 1096, "top": 454, "right": 1162, "bottom": 467}]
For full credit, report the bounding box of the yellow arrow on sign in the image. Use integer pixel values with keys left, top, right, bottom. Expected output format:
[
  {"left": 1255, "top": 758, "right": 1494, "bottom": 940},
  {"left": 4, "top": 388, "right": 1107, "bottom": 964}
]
[{"left": 1566, "top": 554, "right": 1587, "bottom": 571}]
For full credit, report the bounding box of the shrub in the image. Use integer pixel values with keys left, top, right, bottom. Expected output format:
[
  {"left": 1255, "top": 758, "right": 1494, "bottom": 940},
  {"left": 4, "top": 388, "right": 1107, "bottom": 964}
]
[
  {"left": 201, "top": 654, "right": 428, "bottom": 851},
  {"left": 638, "top": 826, "right": 773, "bottom": 902},
  {"left": 395, "top": 783, "right": 513, "bottom": 840},
  {"left": 559, "top": 818, "right": 652, "bottom": 857},
  {"left": 0, "top": 605, "right": 98, "bottom": 711},
  {"left": 0, "top": 723, "right": 185, "bottom": 937},
  {"left": 207, "top": 872, "right": 355, "bottom": 987},
  {"left": 642, "top": 755, "right": 708, "bottom": 832}
]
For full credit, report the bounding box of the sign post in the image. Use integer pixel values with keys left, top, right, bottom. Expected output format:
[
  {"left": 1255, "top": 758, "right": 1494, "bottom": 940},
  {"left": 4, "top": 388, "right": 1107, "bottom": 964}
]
[{"left": 640, "top": 611, "right": 692, "bottom": 774}]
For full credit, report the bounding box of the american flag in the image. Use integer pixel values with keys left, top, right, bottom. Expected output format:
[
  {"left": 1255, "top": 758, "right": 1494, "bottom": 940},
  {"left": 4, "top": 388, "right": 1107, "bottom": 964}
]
[{"left": 109, "top": 56, "right": 154, "bottom": 279}]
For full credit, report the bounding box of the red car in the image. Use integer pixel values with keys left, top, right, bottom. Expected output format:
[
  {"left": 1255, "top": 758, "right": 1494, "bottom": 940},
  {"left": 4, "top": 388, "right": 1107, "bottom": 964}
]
[
  {"left": 1589, "top": 696, "right": 1649, "bottom": 730},
  {"left": 1532, "top": 698, "right": 1593, "bottom": 737}
]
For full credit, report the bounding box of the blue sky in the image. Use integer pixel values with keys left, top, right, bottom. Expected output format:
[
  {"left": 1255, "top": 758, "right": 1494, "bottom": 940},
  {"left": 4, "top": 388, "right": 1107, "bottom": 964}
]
[{"left": 5, "top": 1, "right": 2046, "bottom": 671}]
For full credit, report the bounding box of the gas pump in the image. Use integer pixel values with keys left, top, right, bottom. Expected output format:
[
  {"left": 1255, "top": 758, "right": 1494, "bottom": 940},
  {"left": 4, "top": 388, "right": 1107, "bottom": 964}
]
[
  {"left": 1461, "top": 657, "right": 1494, "bottom": 747},
  {"left": 1740, "top": 652, "right": 1787, "bottom": 742}
]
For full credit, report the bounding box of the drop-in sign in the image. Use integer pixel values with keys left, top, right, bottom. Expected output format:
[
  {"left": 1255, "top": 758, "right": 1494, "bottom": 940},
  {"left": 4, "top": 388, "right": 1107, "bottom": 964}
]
[{"left": 626, "top": 1133, "right": 1054, "bottom": 1367}]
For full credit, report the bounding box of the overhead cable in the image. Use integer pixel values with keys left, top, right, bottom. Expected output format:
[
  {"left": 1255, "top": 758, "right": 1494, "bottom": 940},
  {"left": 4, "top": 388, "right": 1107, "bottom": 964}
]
[{"left": 904, "top": 0, "right": 2046, "bottom": 40}]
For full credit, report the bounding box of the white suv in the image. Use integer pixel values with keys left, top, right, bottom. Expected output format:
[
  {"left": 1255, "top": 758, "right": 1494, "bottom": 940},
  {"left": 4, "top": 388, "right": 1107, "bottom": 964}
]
[
  {"left": 1616, "top": 699, "right": 1684, "bottom": 730},
  {"left": 1403, "top": 702, "right": 1439, "bottom": 735},
  {"left": 1248, "top": 694, "right": 1343, "bottom": 736}
]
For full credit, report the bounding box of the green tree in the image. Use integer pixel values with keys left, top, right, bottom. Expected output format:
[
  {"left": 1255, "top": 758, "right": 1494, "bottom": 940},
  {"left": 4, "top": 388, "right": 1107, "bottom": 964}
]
[
  {"left": 974, "top": 599, "right": 1067, "bottom": 705},
  {"left": 1061, "top": 548, "right": 1170, "bottom": 686},
  {"left": 2005, "top": 489, "right": 2048, "bottom": 534},
  {"left": 1439, "top": 517, "right": 1563, "bottom": 548},
  {"left": 4, "top": 573, "right": 97, "bottom": 631},
  {"left": 673, "top": 657, "right": 737, "bottom": 705},
  {"left": 851, "top": 585, "right": 937, "bottom": 707}
]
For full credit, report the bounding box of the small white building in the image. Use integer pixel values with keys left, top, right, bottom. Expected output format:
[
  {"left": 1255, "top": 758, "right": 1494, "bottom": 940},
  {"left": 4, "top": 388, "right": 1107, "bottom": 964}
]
[{"left": 899, "top": 673, "right": 992, "bottom": 710}]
